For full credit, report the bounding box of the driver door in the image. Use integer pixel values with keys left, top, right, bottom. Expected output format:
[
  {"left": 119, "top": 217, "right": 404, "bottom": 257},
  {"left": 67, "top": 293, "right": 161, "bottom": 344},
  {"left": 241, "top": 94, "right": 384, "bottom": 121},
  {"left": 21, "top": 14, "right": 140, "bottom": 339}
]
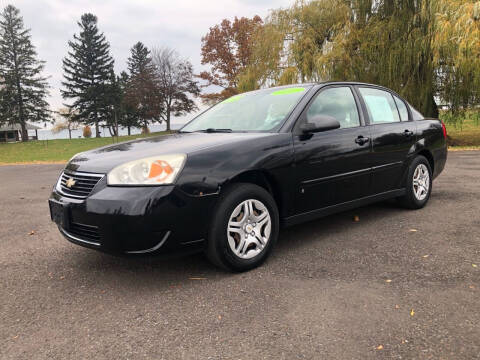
[{"left": 293, "top": 86, "right": 373, "bottom": 214}]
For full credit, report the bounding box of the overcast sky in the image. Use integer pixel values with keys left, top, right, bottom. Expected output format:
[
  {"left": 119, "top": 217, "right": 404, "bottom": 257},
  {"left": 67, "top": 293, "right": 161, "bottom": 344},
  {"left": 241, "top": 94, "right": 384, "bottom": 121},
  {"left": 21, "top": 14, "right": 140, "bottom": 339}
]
[{"left": 3, "top": 0, "right": 293, "bottom": 121}]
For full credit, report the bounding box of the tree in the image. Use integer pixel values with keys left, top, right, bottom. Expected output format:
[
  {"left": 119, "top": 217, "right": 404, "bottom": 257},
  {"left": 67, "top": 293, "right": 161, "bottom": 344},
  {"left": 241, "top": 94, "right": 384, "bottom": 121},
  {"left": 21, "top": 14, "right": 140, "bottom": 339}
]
[
  {"left": 102, "top": 69, "right": 122, "bottom": 137},
  {"left": 62, "top": 13, "right": 114, "bottom": 137},
  {"left": 117, "top": 71, "right": 140, "bottom": 135},
  {"left": 52, "top": 107, "right": 79, "bottom": 139},
  {"left": 239, "top": 0, "right": 440, "bottom": 117},
  {"left": 0, "top": 4, "right": 49, "bottom": 141},
  {"left": 199, "top": 16, "right": 263, "bottom": 104},
  {"left": 433, "top": 0, "right": 480, "bottom": 126},
  {"left": 152, "top": 47, "right": 200, "bottom": 131},
  {"left": 124, "top": 42, "right": 162, "bottom": 130}
]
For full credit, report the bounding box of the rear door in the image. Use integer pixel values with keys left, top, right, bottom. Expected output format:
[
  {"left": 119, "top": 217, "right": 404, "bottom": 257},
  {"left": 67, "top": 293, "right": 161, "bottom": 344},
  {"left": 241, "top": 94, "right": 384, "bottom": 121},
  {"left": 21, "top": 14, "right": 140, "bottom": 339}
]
[
  {"left": 356, "top": 87, "right": 416, "bottom": 194},
  {"left": 292, "top": 85, "right": 372, "bottom": 214}
]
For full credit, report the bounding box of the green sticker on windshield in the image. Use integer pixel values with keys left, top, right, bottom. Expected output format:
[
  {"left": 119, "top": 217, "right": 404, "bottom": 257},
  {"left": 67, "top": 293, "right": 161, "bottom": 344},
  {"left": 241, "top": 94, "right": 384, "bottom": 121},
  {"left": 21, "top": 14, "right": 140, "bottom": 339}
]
[
  {"left": 223, "top": 94, "right": 245, "bottom": 103},
  {"left": 271, "top": 87, "right": 305, "bottom": 96}
]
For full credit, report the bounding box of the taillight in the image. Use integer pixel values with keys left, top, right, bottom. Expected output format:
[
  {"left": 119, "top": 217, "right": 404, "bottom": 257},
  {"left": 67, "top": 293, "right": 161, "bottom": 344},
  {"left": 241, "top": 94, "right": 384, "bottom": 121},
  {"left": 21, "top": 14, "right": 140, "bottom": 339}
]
[{"left": 441, "top": 121, "right": 447, "bottom": 138}]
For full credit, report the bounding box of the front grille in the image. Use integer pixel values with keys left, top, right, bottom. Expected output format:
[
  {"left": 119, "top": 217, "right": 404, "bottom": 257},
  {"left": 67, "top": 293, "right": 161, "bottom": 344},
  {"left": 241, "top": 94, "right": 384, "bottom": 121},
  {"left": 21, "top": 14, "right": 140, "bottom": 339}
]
[
  {"left": 58, "top": 171, "right": 104, "bottom": 199},
  {"left": 68, "top": 222, "right": 101, "bottom": 243}
]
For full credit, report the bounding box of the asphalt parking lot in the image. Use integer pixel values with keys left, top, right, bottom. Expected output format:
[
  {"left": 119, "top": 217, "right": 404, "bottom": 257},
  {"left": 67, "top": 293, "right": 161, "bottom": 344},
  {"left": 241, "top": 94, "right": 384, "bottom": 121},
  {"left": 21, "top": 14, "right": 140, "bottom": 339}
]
[{"left": 1, "top": 151, "right": 479, "bottom": 359}]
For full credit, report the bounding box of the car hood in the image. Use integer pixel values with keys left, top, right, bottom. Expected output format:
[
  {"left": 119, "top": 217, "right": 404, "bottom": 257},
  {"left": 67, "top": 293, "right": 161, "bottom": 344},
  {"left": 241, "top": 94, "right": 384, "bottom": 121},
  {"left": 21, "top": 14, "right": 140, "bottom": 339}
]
[{"left": 66, "top": 132, "right": 276, "bottom": 173}]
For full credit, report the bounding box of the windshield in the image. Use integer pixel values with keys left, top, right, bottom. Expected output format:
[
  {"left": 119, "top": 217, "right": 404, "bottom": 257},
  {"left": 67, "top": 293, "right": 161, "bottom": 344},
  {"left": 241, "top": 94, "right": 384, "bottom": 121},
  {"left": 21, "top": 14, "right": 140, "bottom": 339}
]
[{"left": 181, "top": 86, "right": 310, "bottom": 132}]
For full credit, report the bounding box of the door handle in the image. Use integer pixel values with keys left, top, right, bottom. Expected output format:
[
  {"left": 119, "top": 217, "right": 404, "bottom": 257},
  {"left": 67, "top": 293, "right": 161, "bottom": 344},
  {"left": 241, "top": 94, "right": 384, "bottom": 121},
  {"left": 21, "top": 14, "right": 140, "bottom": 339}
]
[
  {"left": 404, "top": 129, "right": 414, "bottom": 137},
  {"left": 355, "top": 136, "right": 370, "bottom": 146}
]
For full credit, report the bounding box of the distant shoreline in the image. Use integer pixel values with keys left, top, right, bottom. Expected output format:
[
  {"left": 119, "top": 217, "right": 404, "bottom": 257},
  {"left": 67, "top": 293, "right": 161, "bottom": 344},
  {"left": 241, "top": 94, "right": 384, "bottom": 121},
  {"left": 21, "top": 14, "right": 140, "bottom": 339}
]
[{"left": 34, "top": 122, "right": 184, "bottom": 140}]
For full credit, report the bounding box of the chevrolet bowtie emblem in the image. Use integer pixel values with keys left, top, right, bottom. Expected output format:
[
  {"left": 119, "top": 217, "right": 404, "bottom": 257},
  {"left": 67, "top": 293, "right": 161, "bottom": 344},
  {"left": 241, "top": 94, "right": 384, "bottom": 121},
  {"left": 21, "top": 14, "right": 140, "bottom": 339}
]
[{"left": 65, "top": 178, "right": 76, "bottom": 188}]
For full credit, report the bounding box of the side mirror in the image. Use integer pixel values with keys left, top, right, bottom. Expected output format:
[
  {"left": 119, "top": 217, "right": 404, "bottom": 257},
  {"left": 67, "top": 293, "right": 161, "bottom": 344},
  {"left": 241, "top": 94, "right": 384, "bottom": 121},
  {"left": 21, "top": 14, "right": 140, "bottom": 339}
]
[{"left": 300, "top": 115, "right": 340, "bottom": 134}]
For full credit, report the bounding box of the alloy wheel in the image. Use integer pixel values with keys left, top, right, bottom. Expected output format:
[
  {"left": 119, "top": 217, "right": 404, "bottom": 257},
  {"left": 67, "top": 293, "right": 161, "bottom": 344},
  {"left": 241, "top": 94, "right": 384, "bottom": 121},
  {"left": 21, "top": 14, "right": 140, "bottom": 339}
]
[{"left": 412, "top": 163, "right": 430, "bottom": 201}]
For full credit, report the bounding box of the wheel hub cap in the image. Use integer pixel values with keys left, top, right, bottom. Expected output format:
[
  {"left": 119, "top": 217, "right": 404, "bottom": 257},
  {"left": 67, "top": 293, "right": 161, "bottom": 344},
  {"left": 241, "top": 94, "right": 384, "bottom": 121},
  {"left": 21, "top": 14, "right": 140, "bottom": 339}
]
[{"left": 227, "top": 199, "right": 272, "bottom": 260}]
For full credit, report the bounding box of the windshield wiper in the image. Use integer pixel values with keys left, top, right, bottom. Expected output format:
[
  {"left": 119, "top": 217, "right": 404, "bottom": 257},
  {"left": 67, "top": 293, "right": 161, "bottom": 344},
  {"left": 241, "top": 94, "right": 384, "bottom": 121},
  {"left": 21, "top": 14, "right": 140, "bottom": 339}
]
[{"left": 195, "top": 128, "right": 233, "bottom": 133}]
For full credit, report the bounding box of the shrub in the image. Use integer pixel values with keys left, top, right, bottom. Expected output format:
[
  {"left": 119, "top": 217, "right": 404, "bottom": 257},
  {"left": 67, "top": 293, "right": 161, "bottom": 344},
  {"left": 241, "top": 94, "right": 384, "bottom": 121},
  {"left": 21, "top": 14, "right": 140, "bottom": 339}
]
[{"left": 83, "top": 125, "right": 92, "bottom": 138}]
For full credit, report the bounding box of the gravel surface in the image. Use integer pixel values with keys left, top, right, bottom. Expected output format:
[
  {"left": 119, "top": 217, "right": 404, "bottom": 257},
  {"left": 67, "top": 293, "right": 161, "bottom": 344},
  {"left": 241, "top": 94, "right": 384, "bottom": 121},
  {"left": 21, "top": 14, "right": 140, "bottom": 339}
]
[{"left": 1, "top": 152, "right": 479, "bottom": 359}]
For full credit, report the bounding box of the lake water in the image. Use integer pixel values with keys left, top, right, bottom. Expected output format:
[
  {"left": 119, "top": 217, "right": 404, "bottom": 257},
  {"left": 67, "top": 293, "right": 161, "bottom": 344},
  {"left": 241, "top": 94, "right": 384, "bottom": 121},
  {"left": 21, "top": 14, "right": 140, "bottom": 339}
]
[{"left": 35, "top": 122, "right": 186, "bottom": 140}]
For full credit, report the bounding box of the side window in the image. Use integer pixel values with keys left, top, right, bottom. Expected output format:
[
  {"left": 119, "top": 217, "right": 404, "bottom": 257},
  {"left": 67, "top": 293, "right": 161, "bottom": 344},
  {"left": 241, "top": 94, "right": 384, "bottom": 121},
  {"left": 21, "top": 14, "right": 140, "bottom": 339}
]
[
  {"left": 306, "top": 87, "right": 360, "bottom": 129},
  {"left": 358, "top": 87, "right": 400, "bottom": 124},
  {"left": 408, "top": 104, "right": 424, "bottom": 120},
  {"left": 393, "top": 95, "right": 409, "bottom": 121}
]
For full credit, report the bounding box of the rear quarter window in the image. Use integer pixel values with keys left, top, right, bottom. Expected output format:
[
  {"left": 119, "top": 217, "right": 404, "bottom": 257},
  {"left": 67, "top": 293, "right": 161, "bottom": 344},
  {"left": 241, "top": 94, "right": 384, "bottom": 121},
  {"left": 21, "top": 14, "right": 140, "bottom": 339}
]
[
  {"left": 409, "top": 104, "right": 424, "bottom": 120},
  {"left": 393, "top": 95, "right": 409, "bottom": 121}
]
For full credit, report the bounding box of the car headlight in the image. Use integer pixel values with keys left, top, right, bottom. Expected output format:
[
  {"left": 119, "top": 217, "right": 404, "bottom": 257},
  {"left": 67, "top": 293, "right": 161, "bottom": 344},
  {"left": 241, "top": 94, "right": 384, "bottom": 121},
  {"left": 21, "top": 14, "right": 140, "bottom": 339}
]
[{"left": 107, "top": 154, "right": 187, "bottom": 185}]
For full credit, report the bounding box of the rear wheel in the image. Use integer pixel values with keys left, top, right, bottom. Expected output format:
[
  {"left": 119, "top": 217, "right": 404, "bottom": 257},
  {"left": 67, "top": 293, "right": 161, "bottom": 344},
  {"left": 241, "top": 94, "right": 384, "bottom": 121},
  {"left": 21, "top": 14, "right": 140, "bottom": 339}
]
[
  {"left": 206, "top": 183, "right": 279, "bottom": 272},
  {"left": 398, "top": 155, "right": 432, "bottom": 209}
]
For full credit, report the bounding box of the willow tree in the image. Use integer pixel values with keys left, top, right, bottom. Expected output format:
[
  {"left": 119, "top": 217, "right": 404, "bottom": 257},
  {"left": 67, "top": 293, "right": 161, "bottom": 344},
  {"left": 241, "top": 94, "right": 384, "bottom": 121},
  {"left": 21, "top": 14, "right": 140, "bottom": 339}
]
[
  {"left": 239, "top": 0, "right": 439, "bottom": 117},
  {"left": 341, "top": 0, "right": 438, "bottom": 117},
  {"left": 238, "top": 0, "right": 351, "bottom": 91},
  {"left": 434, "top": 0, "right": 480, "bottom": 126}
]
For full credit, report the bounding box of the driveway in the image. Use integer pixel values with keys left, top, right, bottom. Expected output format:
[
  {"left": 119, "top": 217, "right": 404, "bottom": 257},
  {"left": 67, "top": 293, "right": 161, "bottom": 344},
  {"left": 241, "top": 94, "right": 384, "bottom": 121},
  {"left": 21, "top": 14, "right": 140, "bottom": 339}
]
[{"left": 1, "top": 152, "right": 479, "bottom": 359}]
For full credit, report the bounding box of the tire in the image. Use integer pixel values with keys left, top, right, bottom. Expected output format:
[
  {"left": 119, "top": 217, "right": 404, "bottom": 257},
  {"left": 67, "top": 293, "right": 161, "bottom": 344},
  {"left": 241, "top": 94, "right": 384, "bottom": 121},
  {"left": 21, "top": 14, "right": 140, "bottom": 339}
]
[
  {"left": 397, "top": 155, "right": 433, "bottom": 209},
  {"left": 206, "top": 183, "right": 279, "bottom": 272}
]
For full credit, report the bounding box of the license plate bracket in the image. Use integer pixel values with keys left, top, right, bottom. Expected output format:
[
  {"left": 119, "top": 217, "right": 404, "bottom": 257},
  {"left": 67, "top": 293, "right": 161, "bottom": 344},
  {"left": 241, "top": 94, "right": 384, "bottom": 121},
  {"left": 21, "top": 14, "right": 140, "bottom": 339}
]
[{"left": 49, "top": 200, "right": 69, "bottom": 230}]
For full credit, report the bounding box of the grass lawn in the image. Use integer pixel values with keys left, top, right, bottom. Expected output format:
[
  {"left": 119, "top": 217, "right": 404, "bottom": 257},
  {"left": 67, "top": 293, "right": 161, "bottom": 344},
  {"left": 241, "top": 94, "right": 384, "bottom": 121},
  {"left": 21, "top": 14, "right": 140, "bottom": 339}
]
[
  {"left": 444, "top": 118, "right": 480, "bottom": 148},
  {"left": 1, "top": 121, "right": 479, "bottom": 164},
  {"left": 0, "top": 131, "right": 172, "bottom": 164}
]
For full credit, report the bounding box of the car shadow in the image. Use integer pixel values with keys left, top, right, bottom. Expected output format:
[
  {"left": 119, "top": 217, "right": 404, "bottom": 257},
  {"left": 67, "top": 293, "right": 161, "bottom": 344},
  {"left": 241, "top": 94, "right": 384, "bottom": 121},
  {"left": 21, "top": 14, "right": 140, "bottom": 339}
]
[
  {"left": 66, "top": 199, "right": 408, "bottom": 291},
  {"left": 275, "top": 199, "right": 401, "bottom": 251}
]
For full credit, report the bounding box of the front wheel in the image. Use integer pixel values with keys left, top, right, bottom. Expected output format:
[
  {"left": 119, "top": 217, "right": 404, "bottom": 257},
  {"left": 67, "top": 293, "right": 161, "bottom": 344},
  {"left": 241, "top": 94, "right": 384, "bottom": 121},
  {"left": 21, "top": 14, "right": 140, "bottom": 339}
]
[
  {"left": 206, "top": 183, "right": 279, "bottom": 272},
  {"left": 398, "top": 155, "right": 433, "bottom": 209}
]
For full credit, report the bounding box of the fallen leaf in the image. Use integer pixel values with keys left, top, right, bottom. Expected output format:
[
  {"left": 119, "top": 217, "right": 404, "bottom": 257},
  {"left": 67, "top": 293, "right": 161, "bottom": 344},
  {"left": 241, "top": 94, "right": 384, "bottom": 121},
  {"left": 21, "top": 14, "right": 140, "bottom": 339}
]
[
  {"left": 472, "top": 264, "right": 478, "bottom": 268},
  {"left": 410, "top": 309, "right": 415, "bottom": 316},
  {"left": 422, "top": 254, "right": 429, "bottom": 258},
  {"left": 353, "top": 215, "right": 360, "bottom": 222},
  {"left": 376, "top": 345, "right": 383, "bottom": 350},
  {"left": 189, "top": 277, "right": 207, "bottom": 280},
  {"left": 385, "top": 279, "right": 392, "bottom": 283},
  {"left": 409, "top": 229, "right": 418, "bottom": 232},
  {"left": 28, "top": 230, "right": 35, "bottom": 236}
]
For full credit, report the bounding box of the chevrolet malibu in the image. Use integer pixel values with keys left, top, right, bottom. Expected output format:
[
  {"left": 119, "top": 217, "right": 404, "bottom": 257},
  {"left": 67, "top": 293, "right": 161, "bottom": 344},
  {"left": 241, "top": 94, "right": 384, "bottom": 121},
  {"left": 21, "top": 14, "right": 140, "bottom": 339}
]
[{"left": 49, "top": 82, "right": 447, "bottom": 271}]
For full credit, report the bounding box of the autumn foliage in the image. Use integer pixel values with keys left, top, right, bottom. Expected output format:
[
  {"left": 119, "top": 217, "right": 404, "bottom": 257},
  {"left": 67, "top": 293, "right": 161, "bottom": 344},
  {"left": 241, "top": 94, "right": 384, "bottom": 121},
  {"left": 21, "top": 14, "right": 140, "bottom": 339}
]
[
  {"left": 199, "top": 16, "right": 263, "bottom": 104},
  {"left": 83, "top": 125, "right": 92, "bottom": 138}
]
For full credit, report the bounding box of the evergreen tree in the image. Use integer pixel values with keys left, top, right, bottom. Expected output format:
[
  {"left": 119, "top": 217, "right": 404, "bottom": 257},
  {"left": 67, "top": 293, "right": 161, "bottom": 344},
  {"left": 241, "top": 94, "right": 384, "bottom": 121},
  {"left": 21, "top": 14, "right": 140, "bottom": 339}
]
[
  {"left": 0, "top": 4, "right": 49, "bottom": 141},
  {"left": 62, "top": 13, "right": 114, "bottom": 137},
  {"left": 117, "top": 71, "right": 141, "bottom": 135},
  {"left": 125, "top": 42, "right": 161, "bottom": 130},
  {"left": 127, "top": 42, "right": 156, "bottom": 77},
  {"left": 104, "top": 70, "right": 121, "bottom": 137}
]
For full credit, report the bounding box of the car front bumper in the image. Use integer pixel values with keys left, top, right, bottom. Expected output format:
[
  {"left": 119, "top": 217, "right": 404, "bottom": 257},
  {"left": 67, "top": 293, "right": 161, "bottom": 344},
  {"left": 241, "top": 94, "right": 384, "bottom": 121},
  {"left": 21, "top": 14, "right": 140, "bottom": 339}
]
[{"left": 49, "top": 177, "right": 219, "bottom": 255}]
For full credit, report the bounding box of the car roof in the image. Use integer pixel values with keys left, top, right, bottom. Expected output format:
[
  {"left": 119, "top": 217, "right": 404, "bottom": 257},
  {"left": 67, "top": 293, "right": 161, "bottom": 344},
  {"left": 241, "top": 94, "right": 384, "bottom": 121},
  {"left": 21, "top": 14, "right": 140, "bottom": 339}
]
[
  {"left": 270, "top": 81, "right": 404, "bottom": 99},
  {"left": 273, "top": 81, "right": 391, "bottom": 89}
]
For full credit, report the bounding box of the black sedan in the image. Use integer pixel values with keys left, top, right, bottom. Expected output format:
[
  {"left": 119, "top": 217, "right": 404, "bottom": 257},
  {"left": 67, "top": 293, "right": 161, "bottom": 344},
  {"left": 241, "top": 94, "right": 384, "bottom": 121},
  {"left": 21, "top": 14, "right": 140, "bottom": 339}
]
[{"left": 49, "top": 82, "right": 447, "bottom": 271}]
